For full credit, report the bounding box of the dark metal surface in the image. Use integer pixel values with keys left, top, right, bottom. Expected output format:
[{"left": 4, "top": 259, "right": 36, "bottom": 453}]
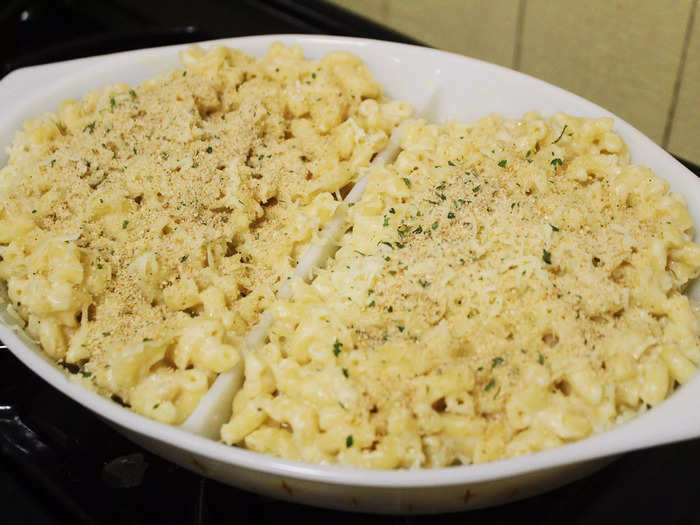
[
  {"left": 3, "top": 348, "right": 700, "bottom": 524},
  {"left": 1, "top": 1, "right": 699, "bottom": 522},
  {"left": 0, "top": 0, "right": 420, "bottom": 78}
]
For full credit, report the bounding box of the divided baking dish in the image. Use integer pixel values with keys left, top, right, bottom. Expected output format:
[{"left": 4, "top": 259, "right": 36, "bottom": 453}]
[{"left": 1, "top": 34, "right": 699, "bottom": 513}]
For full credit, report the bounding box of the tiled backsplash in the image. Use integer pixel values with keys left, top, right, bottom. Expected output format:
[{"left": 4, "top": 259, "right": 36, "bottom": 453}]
[{"left": 328, "top": 0, "right": 699, "bottom": 164}]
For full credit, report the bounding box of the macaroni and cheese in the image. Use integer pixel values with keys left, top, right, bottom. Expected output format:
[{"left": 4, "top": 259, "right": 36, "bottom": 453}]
[
  {"left": 0, "top": 44, "right": 409, "bottom": 424},
  {"left": 1, "top": 44, "right": 699, "bottom": 469},
  {"left": 222, "top": 113, "right": 700, "bottom": 468}
]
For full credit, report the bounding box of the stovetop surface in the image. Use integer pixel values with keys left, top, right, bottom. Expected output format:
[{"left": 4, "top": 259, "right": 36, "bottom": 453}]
[{"left": 2, "top": 2, "right": 699, "bottom": 523}]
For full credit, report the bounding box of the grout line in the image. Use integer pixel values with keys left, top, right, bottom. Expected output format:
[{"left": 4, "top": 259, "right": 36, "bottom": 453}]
[
  {"left": 512, "top": 0, "right": 527, "bottom": 70},
  {"left": 662, "top": 0, "right": 697, "bottom": 149}
]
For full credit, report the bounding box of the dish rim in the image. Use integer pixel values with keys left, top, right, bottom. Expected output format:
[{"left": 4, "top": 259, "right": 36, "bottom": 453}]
[{"left": 1, "top": 33, "right": 699, "bottom": 489}]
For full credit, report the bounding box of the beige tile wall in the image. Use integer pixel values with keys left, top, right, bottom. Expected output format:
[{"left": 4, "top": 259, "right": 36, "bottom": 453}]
[
  {"left": 520, "top": 0, "right": 691, "bottom": 145},
  {"left": 668, "top": 5, "right": 700, "bottom": 162},
  {"left": 377, "top": 0, "right": 519, "bottom": 67},
  {"left": 327, "top": 0, "right": 700, "bottom": 164},
  {"left": 327, "top": 0, "right": 389, "bottom": 22}
]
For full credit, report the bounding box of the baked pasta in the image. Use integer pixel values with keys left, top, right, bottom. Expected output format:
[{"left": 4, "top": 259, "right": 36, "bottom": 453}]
[
  {"left": 2, "top": 44, "right": 699, "bottom": 468},
  {"left": 0, "top": 43, "right": 409, "bottom": 424},
  {"left": 222, "top": 113, "right": 700, "bottom": 467}
]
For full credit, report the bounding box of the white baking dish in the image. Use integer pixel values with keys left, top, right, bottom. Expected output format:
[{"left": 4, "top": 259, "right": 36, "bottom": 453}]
[{"left": 1, "top": 34, "right": 699, "bottom": 514}]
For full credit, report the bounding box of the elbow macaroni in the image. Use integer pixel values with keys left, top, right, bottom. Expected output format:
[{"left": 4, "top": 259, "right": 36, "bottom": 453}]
[
  {"left": 0, "top": 43, "right": 409, "bottom": 424},
  {"left": 1, "top": 44, "right": 699, "bottom": 468},
  {"left": 222, "top": 114, "right": 700, "bottom": 468}
]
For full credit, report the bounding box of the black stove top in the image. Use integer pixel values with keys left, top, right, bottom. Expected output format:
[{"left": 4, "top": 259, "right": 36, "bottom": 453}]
[{"left": 2, "top": 2, "right": 700, "bottom": 523}]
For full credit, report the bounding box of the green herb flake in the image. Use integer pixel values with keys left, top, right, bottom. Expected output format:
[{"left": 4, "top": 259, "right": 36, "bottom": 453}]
[
  {"left": 50, "top": 159, "right": 56, "bottom": 167},
  {"left": 102, "top": 331, "right": 111, "bottom": 337},
  {"left": 526, "top": 150, "right": 531, "bottom": 157},
  {"left": 383, "top": 216, "right": 390, "bottom": 227},
  {"left": 122, "top": 220, "right": 129, "bottom": 229},
  {"left": 129, "top": 89, "right": 137, "bottom": 98},
  {"left": 110, "top": 97, "right": 115, "bottom": 109},
  {"left": 398, "top": 326, "right": 405, "bottom": 332},
  {"left": 394, "top": 242, "right": 404, "bottom": 249},
  {"left": 161, "top": 151, "right": 168, "bottom": 160},
  {"left": 97, "top": 263, "right": 103, "bottom": 269},
  {"left": 551, "top": 157, "right": 563, "bottom": 167},
  {"left": 206, "top": 146, "right": 213, "bottom": 153},
  {"left": 538, "top": 352, "right": 545, "bottom": 365},
  {"left": 418, "top": 279, "right": 430, "bottom": 288},
  {"left": 346, "top": 435, "right": 354, "bottom": 448},
  {"left": 552, "top": 124, "right": 568, "bottom": 144},
  {"left": 342, "top": 368, "right": 349, "bottom": 378},
  {"left": 497, "top": 160, "right": 507, "bottom": 168},
  {"left": 389, "top": 208, "right": 396, "bottom": 214},
  {"left": 592, "top": 257, "right": 600, "bottom": 267},
  {"left": 180, "top": 255, "right": 188, "bottom": 263},
  {"left": 542, "top": 249, "right": 552, "bottom": 264},
  {"left": 447, "top": 160, "right": 455, "bottom": 166},
  {"left": 368, "top": 300, "right": 376, "bottom": 307},
  {"left": 550, "top": 224, "right": 560, "bottom": 232},
  {"left": 83, "top": 122, "right": 96, "bottom": 134},
  {"left": 431, "top": 221, "right": 439, "bottom": 230},
  {"left": 412, "top": 225, "right": 423, "bottom": 234},
  {"left": 435, "top": 182, "right": 446, "bottom": 190},
  {"left": 402, "top": 177, "right": 411, "bottom": 187},
  {"left": 484, "top": 379, "right": 496, "bottom": 391},
  {"left": 447, "top": 212, "right": 455, "bottom": 219},
  {"left": 80, "top": 370, "right": 92, "bottom": 378},
  {"left": 492, "top": 357, "right": 504, "bottom": 368},
  {"left": 333, "top": 339, "right": 343, "bottom": 357},
  {"left": 472, "top": 185, "right": 481, "bottom": 194}
]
